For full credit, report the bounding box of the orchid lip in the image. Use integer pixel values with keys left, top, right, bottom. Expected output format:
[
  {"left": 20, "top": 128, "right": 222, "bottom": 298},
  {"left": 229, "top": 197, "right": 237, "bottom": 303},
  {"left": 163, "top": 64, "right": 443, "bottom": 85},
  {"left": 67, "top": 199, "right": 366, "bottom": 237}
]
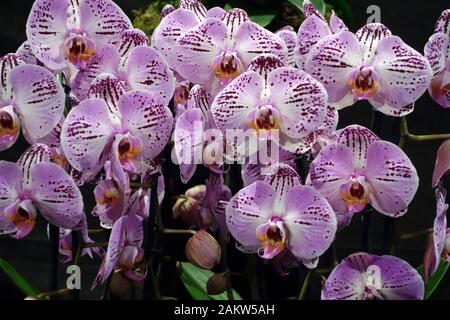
[
  {"left": 348, "top": 66, "right": 380, "bottom": 100},
  {"left": 256, "top": 217, "right": 287, "bottom": 260},
  {"left": 340, "top": 176, "right": 369, "bottom": 214},
  {"left": 64, "top": 33, "right": 96, "bottom": 70},
  {"left": 246, "top": 104, "right": 280, "bottom": 135},
  {"left": 211, "top": 51, "right": 244, "bottom": 86}
]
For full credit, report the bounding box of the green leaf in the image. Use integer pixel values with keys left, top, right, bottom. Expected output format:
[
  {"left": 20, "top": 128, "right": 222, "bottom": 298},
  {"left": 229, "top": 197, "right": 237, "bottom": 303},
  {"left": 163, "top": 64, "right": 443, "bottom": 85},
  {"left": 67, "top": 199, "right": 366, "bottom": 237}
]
[
  {"left": 180, "top": 262, "right": 243, "bottom": 300},
  {"left": 416, "top": 259, "right": 450, "bottom": 300},
  {"left": 0, "top": 259, "right": 40, "bottom": 297},
  {"left": 250, "top": 14, "right": 277, "bottom": 27},
  {"left": 287, "top": 0, "right": 326, "bottom": 15}
]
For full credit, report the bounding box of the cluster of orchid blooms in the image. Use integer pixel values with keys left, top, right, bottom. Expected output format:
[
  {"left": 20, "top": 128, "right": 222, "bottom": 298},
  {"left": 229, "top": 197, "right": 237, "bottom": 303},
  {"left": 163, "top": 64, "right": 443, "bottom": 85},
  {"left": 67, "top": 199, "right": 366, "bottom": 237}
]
[{"left": 0, "top": 0, "right": 449, "bottom": 300}]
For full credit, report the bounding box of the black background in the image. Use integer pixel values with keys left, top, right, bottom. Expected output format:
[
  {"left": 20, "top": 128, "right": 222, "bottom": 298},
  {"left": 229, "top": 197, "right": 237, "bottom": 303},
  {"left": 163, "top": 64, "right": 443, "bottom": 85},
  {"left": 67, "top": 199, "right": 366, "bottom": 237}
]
[{"left": 0, "top": 0, "right": 449, "bottom": 300}]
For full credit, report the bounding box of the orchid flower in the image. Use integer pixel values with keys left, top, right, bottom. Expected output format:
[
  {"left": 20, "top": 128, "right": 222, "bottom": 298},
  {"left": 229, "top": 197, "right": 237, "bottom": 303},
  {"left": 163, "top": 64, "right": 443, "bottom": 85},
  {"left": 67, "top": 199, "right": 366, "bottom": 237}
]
[
  {"left": 171, "top": 8, "right": 287, "bottom": 95},
  {"left": 322, "top": 252, "right": 424, "bottom": 300},
  {"left": 71, "top": 37, "right": 175, "bottom": 103},
  {"left": 305, "top": 23, "right": 433, "bottom": 116},
  {"left": 61, "top": 90, "right": 173, "bottom": 178},
  {"left": 211, "top": 54, "right": 328, "bottom": 159},
  {"left": 152, "top": 0, "right": 226, "bottom": 71},
  {"left": 309, "top": 125, "right": 419, "bottom": 229},
  {"left": 423, "top": 187, "right": 450, "bottom": 280},
  {"left": 275, "top": 26, "right": 297, "bottom": 67},
  {"left": 432, "top": 138, "right": 450, "bottom": 187},
  {"left": 0, "top": 159, "right": 83, "bottom": 239},
  {"left": 424, "top": 10, "right": 450, "bottom": 108},
  {"left": 0, "top": 54, "right": 64, "bottom": 151},
  {"left": 295, "top": 0, "right": 348, "bottom": 70},
  {"left": 93, "top": 213, "right": 145, "bottom": 287},
  {"left": 26, "top": 0, "right": 132, "bottom": 71},
  {"left": 226, "top": 163, "right": 336, "bottom": 268}
]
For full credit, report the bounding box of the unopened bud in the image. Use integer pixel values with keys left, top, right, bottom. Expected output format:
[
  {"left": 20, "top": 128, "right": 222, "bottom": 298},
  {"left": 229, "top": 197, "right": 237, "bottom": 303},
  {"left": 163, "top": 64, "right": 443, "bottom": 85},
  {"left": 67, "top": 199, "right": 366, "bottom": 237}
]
[
  {"left": 172, "top": 185, "right": 206, "bottom": 226},
  {"left": 206, "top": 272, "right": 229, "bottom": 295},
  {"left": 185, "top": 230, "right": 221, "bottom": 269}
]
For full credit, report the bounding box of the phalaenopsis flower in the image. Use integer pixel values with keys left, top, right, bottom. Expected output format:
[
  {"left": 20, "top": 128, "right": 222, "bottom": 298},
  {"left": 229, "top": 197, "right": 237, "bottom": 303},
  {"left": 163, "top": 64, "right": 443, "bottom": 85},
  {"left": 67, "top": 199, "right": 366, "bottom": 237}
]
[
  {"left": 0, "top": 54, "right": 64, "bottom": 151},
  {"left": 322, "top": 252, "right": 424, "bottom": 300},
  {"left": 309, "top": 125, "right": 419, "bottom": 229},
  {"left": 424, "top": 10, "right": 450, "bottom": 108},
  {"left": 26, "top": 0, "right": 132, "bottom": 71},
  {"left": 0, "top": 157, "right": 83, "bottom": 239},
  {"left": 157, "top": 5, "right": 287, "bottom": 95},
  {"left": 226, "top": 163, "right": 336, "bottom": 268},
  {"left": 306, "top": 21, "right": 433, "bottom": 116},
  {"left": 211, "top": 54, "right": 328, "bottom": 159},
  {"left": 423, "top": 187, "right": 450, "bottom": 280},
  {"left": 432, "top": 138, "right": 450, "bottom": 187},
  {"left": 61, "top": 90, "right": 174, "bottom": 178},
  {"left": 93, "top": 213, "right": 145, "bottom": 287}
]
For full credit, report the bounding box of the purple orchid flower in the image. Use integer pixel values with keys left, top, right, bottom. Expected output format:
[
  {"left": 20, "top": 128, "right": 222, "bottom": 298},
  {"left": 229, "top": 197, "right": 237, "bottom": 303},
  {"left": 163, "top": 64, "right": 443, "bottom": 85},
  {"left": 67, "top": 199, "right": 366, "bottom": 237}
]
[
  {"left": 152, "top": 0, "right": 226, "bottom": 71},
  {"left": 275, "top": 26, "right": 297, "bottom": 67},
  {"left": 424, "top": 10, "right": 450, "bottom": 108},
  {"left": 0, "top": 54, "right": 65, "bottom": 151},
  {"left": 322, "top": 252, "right": 424, "bottom": 300},
  {"left": 93, "top": 213, "right": 145, "bottom": 287},
  {"left": 211, "top": 54, "right": 328, "bottom": 159},
  {"left": 295, "top": 0, "right": 348, "bottom": 70},
  {"left": 432, "top": 138, "right": 450, "bottom": 187},
  {"left": 61, "top": 90, "right": 173, "bottom": 178},
  {"left": 26, "top": 0, "right": 132, "bottom": 71},
  {"left": 72, "top": 38, "right": 175, "bottom": 103},
  {"left": 0, "top": 158, "right": 83, "bottom": 239},
  {"left": 226, "top": 163, "right": 336, "bottom": 268},
  {"left": 309, "top": 125, "right": 419, "bottom": 229},
  {"left": 305, "top": 23, "right": 433, "bottom": 116},
  {"left": 423, "top": 187, "right": 450, "bottom": 280}
]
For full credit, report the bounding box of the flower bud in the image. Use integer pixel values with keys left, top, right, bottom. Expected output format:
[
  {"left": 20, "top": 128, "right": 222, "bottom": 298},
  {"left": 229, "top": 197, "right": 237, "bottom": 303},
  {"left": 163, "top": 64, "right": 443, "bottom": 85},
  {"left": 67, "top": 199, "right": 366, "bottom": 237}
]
[
  {"left": 109, "top": 271, "right": 131, "bottom": 297},
  {"left": 185, "top": 230, "right": 221, "bottom": 269},
  {"left": 172, "top": 185, "right": 206, "bottom": 226},
  {"left": 206, "top": 272, "right": 229, "bottom": 295}
]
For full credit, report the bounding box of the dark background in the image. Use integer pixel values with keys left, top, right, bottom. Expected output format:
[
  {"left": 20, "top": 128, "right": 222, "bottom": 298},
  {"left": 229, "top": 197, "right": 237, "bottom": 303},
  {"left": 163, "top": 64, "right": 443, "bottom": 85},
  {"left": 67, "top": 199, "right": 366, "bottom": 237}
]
[{"left": 0, "top": 0, "right": 449, "bottom": 299}]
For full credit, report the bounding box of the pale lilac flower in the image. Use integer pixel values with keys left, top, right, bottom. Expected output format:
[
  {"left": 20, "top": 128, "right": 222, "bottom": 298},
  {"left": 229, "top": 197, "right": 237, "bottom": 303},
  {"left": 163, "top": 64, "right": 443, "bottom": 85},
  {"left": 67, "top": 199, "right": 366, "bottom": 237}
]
[
  {"left": 424, "top": 10, "right": 450, "bottom": 108},
  {"left": 295, "top": 0, "right": 348, "bottom": 70},
  {"left": 322, "top": 252, "right": 424, "bottom": 300},
  {"left": 306, "top": 23, "right": 433, "bottom": 116},
  {"left": 0, "top": 54, "right": 65, "bottom": 151},
  {"left": 432, "top": 138, "right": 450, "bottom": 187},
  {"left": 275, "top": 26, "right": 297, "bottom": 67},
  {"left": 211, "top": 54, "right": 328, "bottom": 158},
  {"left": 72, "top": 38, "right": 175, "bottom": 102},
  {"left": 26, "top": 0, "right": 132, "bottom": 71},
  {"left": 93, "top": 213, "right": 145, "bottom": 287},
  {"left": 309, "top": 125, "right": 418, "bottom": 229},
  {"left": 423, "top": 187, "right": 450, "bottom": 280},
  {"left": 61, "top": 90, "right": 173, "bottom": 178},
  {"left": 0, "top": 160, "right": 83, "bottom": 239},
  {"left": 173, "top": 8, "right": 287, "bottom": 94},
  {"left": 226, "top": 163, "right": 336, "bottom": 267}
]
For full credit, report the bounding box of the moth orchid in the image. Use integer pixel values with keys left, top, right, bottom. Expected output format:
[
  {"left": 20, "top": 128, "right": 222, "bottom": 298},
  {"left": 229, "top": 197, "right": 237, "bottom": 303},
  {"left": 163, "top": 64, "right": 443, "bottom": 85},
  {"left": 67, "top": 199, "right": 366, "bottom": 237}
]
[
  {"left": 26, "top": 0, "right": 132, "bottom": 71},
  {"left": 295, "top": 0, "right": 348, "bottom": 70},
  {"left": 61, "top": 90, "right": 173, "bottom": 178},
  {"left": 211, "top": 54, "right": 328, "bottom": 159},
  {"left": 423, "top": 187, "right": 450, "bottom": 280},
  {"left": 432, "top": 138, "right": 450, "bottom": 187},
  {"left": 322, "top": 252, "right": 424, "bottom": 300},
  {"left": 424, "top": 10, "right": 450, "bottom": 108},
  {"left": 309, "top": 125, "right": 419, "bottom": 229},
  {"left": 173, "top": 8, "right": 287, "bottom": 94},
  {"left": 0, "top": 160, "right": 83, "bottom": 239},
  {"left": 306, "top": 23, "right": 433, "bottom": 116},
  {"left": 226, "top": 163, "right": 336, "bottom": 268},
  {"left": 93, "top": 213, "right": 145, "bottom": 287},
  {"left": 0, "top": 54, "right": 65, "bottom": 151},
  {"left": 275, "top": 26, "right": 297, "bottom": 67}
]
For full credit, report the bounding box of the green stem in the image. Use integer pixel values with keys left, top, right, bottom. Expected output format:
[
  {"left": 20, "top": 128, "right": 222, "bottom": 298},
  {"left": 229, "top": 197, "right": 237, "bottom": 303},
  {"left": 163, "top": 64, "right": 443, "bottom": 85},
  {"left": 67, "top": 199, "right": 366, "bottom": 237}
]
[
  {"left": 399, "top": 228, "right": 433, "bottom": 241},
  {"left": 400, "top": 117, "right": 450, "bottom": 142},
  {"left": 130, "top": 182, "right": 153, "bottom": 189},
  {"left": 162, "top": 228, "right": 196, "bottom": 236},
  {"left": 219, "top": 235, "right": 234, "bottom": 300},
  {"left": 298, "top": 270, "right": 312, "bottom": 300}
]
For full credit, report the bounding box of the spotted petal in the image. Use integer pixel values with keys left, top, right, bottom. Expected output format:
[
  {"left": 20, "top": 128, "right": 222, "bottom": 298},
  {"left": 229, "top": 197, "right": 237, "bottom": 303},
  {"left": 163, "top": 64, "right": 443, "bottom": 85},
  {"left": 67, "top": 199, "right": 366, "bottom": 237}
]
[
  {"left": 0, "top": 54, "right": 25, "bottom": 92},
  {"left": 432, "top": 139, "right": 450, "bottom": 187},
  {"left": 125, "top": 46, "right": 176, "bottom": 106},
  {"left": 31, "top": 162, "right": 83, "bottom": 229},
  {"left": 108, "top": 29, "right": 149, "bottom": 70},
  {"left": 329, "top": 11, "right": 348, "bottom": 33},
  {"left": 275, "top": 27, "right": 296, "bottom": 67},
  {"left": 61, "top": 98, "right": 116, "bottom": 173},
  {"left": 435, "top": 9, "right": 450, "bottom": 35},
  {"left": 118, "top": 91, "right": 173, "bottom": 161},
  {"left": 364, "top": 141, "right": 419, "bottom": 217},
  {"left": 268, "top": 67, "right": 327, "bottom": 139},
  {"left": 222, "top": 8, "right": 250, "bottom": 43},
  {"left": 424, "top": 32, "right": 449, "bottom": 76},
  {"left": 9, "top": 65, "right": 64, "bottom": 139},
  {"left": 283, "top": 185, "right": 336, "bottom": 262},
  {"left": 87, "top": 73, "right": 125, "bottom": 118},
  {"left": 226, "top": 181, "right": 275, "bottom": 248},
  {"left": 355, "top": 23, "right": 392, "bottom": 63},
  {"left": 371, "top": 36, "right": 433, "bottom": 116},
  {"left": 0, "top": 161, "right": 21, "bottom": 234}
]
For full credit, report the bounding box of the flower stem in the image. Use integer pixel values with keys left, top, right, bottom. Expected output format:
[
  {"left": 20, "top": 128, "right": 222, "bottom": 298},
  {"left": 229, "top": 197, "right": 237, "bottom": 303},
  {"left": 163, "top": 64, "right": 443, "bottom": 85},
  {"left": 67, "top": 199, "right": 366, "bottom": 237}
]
[
  {"left": 219, "top": 234, "right": 234, "bottom": 300},
  {"left": 399, "top": 228, "right": 433, "bottom": 240},
  {"left": 298, "top": 269, "right": 312, "bottom": 300},
  {"left": 246, "top": 255, "right": 260, "bottom": 300},
  {"left": 400, "top": 117, "right": 450, "bottom": 142},
  {"left": 162, "top": 228, "right": 196, "bottom": 236},
  {"left": 48, "top": 224, "right": 59, "bottom": 299}
]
